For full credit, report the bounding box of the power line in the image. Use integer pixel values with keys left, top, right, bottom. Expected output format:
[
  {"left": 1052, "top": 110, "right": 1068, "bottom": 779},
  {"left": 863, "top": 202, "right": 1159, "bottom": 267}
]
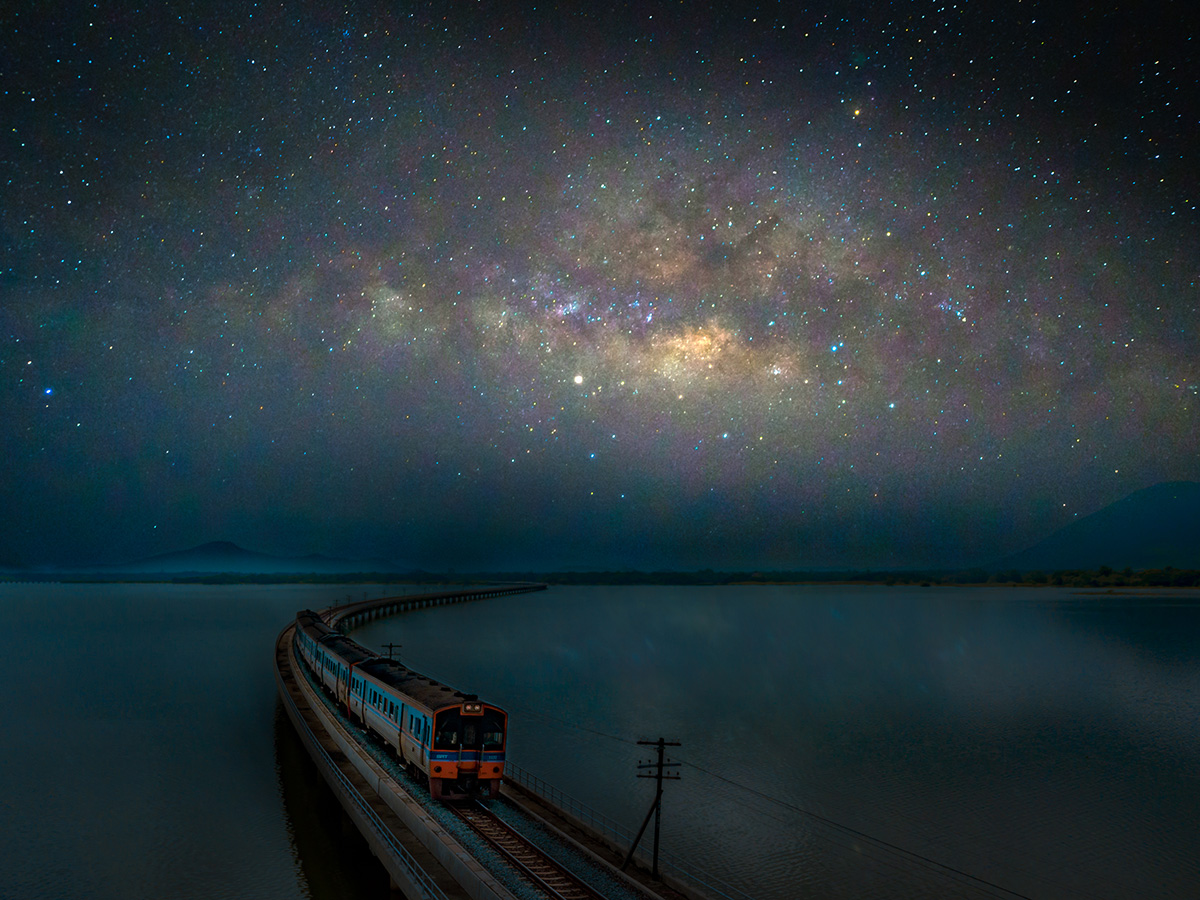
[
  {"left": 368, "top": 658, "right": 1073, "bottom": 899},
  {"left": 677, "top": 756, "right": 1038, "bottom": 900},
  {"left": 504, "top": 706, "right": 1047, "bottom": 898}
]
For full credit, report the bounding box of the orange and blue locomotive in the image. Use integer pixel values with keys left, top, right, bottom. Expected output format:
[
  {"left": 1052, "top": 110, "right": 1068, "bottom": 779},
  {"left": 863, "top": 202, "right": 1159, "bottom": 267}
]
[{"left": 293, "top": 610, "right": 507, "bottom": 800}]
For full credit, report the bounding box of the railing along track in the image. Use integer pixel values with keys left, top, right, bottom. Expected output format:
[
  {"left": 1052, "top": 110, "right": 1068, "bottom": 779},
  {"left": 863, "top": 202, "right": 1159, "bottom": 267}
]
[
  {"left": 275, "top": 626, "right": 453, "bottom": 900},
  {"left": 449, "top": 800, "right": 608, "bottom": 900}
]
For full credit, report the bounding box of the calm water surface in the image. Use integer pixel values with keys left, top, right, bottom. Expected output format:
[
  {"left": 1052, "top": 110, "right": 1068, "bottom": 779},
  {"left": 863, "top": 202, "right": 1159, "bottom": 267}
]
[
  {"left": 0, "top": 583, "right": 396, "bottom": 900},
  {"left": 356, "top": 585, "right": 1200, "bottom": 900},
  {"left": 2, "top": 583, "right": 1197, "bottom": 900}
]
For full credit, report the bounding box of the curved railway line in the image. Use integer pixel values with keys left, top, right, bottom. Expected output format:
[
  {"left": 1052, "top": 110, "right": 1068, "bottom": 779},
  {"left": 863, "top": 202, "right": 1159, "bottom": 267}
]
[
  {"left": 277, "top": 585, "right": 705, "bottom": 900},
  {"left": 448, "top": 800, "right": 610, "bottom": 900}
]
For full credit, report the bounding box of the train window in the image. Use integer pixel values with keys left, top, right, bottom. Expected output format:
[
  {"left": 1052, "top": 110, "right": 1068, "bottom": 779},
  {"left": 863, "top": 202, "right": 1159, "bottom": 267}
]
[
  {"left": 434, "top": 713, "right": 460, "bottom": 750},
  {"left": 481, "top": 711, "right": 505, "bottom": 750}
]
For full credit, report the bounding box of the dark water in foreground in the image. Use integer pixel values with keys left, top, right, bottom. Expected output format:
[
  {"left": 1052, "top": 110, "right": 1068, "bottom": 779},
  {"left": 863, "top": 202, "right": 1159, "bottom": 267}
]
[
  {"left": 2, "top": 584, "right": 1198, "bottom": 899},
  {"left": 357, "top": 586, "right": 1200, "bottom": 900}
]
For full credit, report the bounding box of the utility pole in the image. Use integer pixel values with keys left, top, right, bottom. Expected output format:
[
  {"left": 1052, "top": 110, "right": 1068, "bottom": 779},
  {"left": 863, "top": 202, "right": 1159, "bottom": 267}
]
[
  {"left": 621, "top": 738, "right": 680, "bottom": 878},
  {"left": 381, "top": 642, "right": 401, "bottom": 660}
]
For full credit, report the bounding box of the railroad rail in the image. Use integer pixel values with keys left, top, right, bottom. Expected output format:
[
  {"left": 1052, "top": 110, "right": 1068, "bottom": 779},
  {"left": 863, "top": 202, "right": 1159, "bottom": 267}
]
[
  {"left": 279, "top": 583, "right": 696, "bottom": 900},
  {"left": 275, "top": 623, "right": 464, "bottom": 900},
  {"left": 449, "top": 800, "right": 609, "bottom": 900}
]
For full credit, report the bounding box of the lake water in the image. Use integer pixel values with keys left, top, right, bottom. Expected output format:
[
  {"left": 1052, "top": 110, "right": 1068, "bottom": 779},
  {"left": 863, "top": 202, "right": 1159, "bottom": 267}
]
[{"left": 2, "top": 583, "right": 1197, "bottom": 900}]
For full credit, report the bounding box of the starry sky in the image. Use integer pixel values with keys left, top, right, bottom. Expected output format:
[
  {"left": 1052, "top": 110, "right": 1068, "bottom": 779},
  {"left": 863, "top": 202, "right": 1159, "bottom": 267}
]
[{"left": 3, "top": 1, "right": 1196, "bottom": 571}]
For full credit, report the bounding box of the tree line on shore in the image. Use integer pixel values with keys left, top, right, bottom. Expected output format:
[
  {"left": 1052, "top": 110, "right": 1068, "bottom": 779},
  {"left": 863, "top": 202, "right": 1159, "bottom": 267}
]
[{"left": 4, "top": 566, "right": 1198, "bottom": 587}]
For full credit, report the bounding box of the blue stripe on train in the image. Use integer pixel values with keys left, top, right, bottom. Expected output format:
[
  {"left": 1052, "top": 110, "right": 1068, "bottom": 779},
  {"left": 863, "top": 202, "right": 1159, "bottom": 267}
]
[{"left": 427, "top": 751, "right": 505, "bottom": 761}]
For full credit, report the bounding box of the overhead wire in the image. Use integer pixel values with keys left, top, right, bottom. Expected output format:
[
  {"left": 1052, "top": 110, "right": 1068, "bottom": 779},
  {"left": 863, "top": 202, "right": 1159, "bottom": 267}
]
[
  {"left": 678, "top": 755, "right": 1041, "bottom": 900},
  {"left": 474, "top": 692, "right": 1042, "bottom": 898},
  {"left": 368, "top": 655, "right": 1112, "bottom": 900}
]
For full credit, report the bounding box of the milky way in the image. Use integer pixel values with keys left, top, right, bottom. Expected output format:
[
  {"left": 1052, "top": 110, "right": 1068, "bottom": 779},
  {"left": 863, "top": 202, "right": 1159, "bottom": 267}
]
[{"left": 2, "top": 3, "right": 1196, "bottom": 569}]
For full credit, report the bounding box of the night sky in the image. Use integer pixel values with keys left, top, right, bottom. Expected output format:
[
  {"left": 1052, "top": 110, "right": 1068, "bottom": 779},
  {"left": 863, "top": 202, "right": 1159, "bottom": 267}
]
[{"left": 3, "top": 2, "right": 1196, "bottom": 571}]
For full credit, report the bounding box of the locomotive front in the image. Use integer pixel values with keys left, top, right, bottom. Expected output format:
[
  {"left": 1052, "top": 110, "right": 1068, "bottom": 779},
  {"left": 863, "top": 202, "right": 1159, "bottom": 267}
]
[{"left": 427, "top": 697, "right": 508, "bottom": 800}]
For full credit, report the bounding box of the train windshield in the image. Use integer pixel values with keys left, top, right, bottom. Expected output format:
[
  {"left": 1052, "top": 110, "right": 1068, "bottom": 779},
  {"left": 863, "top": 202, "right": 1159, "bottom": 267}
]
[
  {"left": 480, "top": 711, "right": 505, "bottom": 751},
  {"left": 433, "top": 712, "right": 460, "bottom": 750},
  {"left": 433, "top": 709, "right": 505, "bottom": 750}
]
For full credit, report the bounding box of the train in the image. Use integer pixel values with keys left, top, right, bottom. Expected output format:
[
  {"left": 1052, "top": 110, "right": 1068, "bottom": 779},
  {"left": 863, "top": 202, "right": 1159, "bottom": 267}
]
[{"left": 293, "top": 609, "right": 507, "bottom": 800}]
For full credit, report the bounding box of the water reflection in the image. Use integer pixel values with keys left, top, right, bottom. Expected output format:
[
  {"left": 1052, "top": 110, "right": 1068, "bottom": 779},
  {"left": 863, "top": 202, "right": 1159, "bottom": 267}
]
[
  {"left": 274, "top": 702, "right": 386, "bottom": 900},
  {"left": 2, "top": 583, "right": 1195, "bottom": 900},
  {"left": 354, "top": 586, "right": 1200, "bottom": 900},
  {"left": 0, "top": 583, "right": 393, "bottom": 900}
]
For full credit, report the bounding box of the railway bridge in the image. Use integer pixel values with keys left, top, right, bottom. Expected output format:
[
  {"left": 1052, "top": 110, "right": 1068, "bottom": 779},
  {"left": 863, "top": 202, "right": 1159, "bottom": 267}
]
[{"left": 274, "top": 584, "right": 721, "bottom": 900}]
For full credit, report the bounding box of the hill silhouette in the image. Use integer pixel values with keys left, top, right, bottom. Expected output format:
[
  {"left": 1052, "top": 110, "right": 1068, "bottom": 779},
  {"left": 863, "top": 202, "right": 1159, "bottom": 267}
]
[
  {"left": 111, "top": 541, "right": 396, "bottom": 574},
  {"left": 999, "top": 481, "right": 1200, "bottom": 571}
]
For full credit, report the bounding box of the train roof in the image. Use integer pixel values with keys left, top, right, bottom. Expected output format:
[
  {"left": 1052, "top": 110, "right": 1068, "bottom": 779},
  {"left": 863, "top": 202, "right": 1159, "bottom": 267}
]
[
  {"left": 296, "top": 609, "right": 334, "bottom": 637},
  {"left": 357, "top": 656, "right": 482, "bottom": 713},
  {"left": 318, "top": 631, "right": 377, "bottom": 666},
  {"left": 295, "top": 610, "right": 492, "bottom": 713}
]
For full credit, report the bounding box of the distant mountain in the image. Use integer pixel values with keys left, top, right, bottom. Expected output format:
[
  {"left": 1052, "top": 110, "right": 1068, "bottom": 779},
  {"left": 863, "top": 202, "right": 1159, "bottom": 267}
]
[
  {"left": 110, "top": 541, "right": 399, "bottom": 574},
  {"left": 999, "top": 481, "right": 1200, "bottom": 571}
]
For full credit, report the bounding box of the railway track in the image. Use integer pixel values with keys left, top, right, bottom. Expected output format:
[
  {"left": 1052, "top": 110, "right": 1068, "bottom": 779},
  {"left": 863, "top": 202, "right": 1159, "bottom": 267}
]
[
  {"left": 450, "top": 800, "right": 609, "bottom": 900},
  {"left": 283, "top": 622, "right": 648, "bottom": 900}
]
